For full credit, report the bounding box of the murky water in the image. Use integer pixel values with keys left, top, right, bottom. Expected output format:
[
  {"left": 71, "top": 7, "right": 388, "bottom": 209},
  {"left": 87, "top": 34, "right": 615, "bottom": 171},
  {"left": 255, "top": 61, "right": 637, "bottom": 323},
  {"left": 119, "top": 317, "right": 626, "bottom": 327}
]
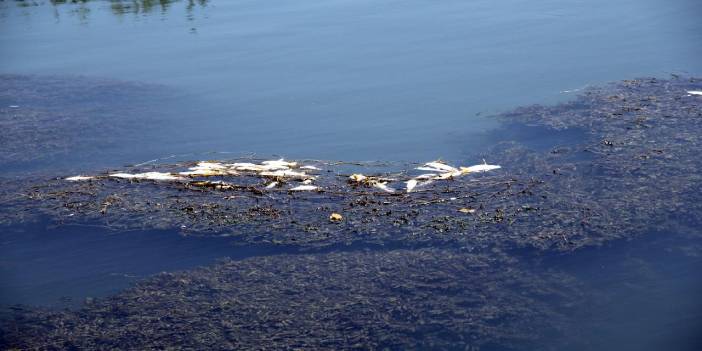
[{"left": 1, "top": 0, "right": 702, "bottom": 349}]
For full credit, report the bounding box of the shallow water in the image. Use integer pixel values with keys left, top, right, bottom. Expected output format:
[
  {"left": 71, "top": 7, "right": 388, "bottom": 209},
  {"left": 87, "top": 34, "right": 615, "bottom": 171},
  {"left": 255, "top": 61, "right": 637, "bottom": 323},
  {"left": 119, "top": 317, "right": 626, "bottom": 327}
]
[
  {"left": 0, "top": 220, "right": 287, "bottom": 308},
  {"left": 1, "top": 0, "right": 702, "bottom": 349}
]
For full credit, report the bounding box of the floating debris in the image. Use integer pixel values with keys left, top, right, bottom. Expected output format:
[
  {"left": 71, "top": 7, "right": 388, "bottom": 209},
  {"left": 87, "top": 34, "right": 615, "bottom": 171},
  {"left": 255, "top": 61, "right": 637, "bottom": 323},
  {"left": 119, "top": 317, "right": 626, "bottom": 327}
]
[
  {"left": 687, "top": 90, "right": 702, "bottom": 96},
  {"left": 2, "top": 77, "right": 701, "bottom": 252},
  {"left": 405, "top": 160, "right": 501, "bottom": 192},
  {"left": 289, "top": 185, "right": 320, "bottom": 192},
  {"left": 329, "top": 212, "right": 343, "bottom": 222},
  {"left": 348, "top": 173, "right": 368, "bottom": 183},
  {"left": 406, "top": 178, "right": 418, "bottom": 193},
  {"left": 262, "top": 159, "right": 297, "bottom": 168},
  {"left": 348, "top": 173, "right": 396, "bottom": 192},
  {"left": 64, "top": 175, "right": 95, "bottom": 181},
  {"left": 417, "top": 160, "right": 501, "bottom": 178},
  {"left": 373, "top": 181, "right": 395, "bottom": 193},
  {"left": 109, "top": 172, "right": 184, "bottom": 181},
  {"left": 461, "top": 162, "right": 502, "bottom": 173},
  {"left": 178, "top": 162, "right": 237, "bottom": 177},
  {"left": 259, "top": 170, "right": 315, "bottom": 180}
]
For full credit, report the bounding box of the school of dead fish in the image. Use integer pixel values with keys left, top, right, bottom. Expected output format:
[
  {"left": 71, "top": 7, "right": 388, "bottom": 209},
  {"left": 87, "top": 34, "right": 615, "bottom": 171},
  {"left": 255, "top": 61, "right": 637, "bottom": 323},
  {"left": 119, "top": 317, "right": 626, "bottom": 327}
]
[
  {"left": 59, "top": 92, "right": 702, "bottom": 193},
  {"left": 65, "top": 158, "right": 500, "bottom": 194}
]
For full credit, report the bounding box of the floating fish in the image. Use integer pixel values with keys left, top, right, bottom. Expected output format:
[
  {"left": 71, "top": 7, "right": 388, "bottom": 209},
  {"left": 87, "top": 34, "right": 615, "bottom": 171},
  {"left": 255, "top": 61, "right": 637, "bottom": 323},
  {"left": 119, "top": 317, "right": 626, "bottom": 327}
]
[
  {"left": 406, "top": 159, "right": 500, "bottom": 192},
  {"left": 262, "top": 159, "right": 298, "bottom": 168},
  {"left": 349, "top": 174, "right": 367, "bottom": 182},
  {"left": 65, "top": 175, "right": 94, "bottom": 181},
  {"left": 406, "top": 179, "right": 418, "bottom": 193},
  {"left": 289, "top": 185, "right": 320, "bottom": 191},
  {"left": 109, "top": 172, "right": 184, "bottom": 181},
  {"left": 373, "top": 182, "right": 395, "bottom": 193},
  {"left": 433, "top": 170, "right": 463, "bottom": 180},
  {"left": 260, "top": 170, "right": 315, "bottom": 180},
  {"left": 228, "top": 162, "right": 269, "bottom": 172},
  {"left": 687, "top": 91, "right": 702, "bottom": 96},
  {"left": 265, "top": 181, "right": 279, "bottom": 189},
  {"left": 418, "top": 161, "right": 458, "bottom": 173},
  {"left": 461, "top": 164, "right": 501, "bottom": 173},
  {"left": 406, "top": 179, "right": 434, "bottom": 193},
  {"left": 179, "top": 162, "right": 238, "bottom": 177}
]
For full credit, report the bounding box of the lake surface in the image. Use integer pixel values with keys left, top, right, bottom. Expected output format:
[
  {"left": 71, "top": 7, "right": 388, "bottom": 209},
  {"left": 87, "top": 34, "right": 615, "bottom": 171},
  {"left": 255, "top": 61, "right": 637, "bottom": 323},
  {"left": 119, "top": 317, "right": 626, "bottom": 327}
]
[
  {"left": 2, "top": 0, "right": 701, "bottom": 165},
  {"left": 1, "top": 0, "right": 702, "bottom": 349}
]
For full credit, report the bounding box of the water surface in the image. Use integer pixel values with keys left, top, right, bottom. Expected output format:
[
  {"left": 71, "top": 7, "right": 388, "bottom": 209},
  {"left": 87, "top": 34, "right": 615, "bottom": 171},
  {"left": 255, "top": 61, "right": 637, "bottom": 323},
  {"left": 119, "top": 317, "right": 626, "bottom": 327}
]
[
  {"left": 1, "top": 0, "right": 701, "bottom": 164},
  {"left": 1, "top": 0, "right": 702, "bottom": 349}
]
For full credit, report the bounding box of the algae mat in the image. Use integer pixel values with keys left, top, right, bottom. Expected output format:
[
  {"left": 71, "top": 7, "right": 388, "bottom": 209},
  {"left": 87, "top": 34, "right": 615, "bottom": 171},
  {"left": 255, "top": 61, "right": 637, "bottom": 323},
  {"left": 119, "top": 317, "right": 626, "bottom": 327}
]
[{"left": 2, "top": 77, "right": 702, "bottom": 251}]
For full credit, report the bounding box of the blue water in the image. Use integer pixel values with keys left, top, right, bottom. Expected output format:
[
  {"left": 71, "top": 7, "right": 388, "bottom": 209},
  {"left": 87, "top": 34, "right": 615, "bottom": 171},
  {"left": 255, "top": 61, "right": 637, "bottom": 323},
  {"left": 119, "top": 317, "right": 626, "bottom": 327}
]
[
  {"left": 2, "top": 0, "right": 702, "bottom": 348},
  {"left": 1, "top": 0, "right": 701, "bottom": 164}
]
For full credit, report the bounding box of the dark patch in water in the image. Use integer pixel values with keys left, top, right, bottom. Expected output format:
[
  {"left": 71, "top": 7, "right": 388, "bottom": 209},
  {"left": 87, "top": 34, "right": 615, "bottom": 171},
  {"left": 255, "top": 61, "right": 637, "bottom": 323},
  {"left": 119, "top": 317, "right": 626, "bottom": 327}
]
[
  {"left": 0, "top": 74, "right": 188, "bottom": 174},
  {"left": 0, "top": 219, "right": 285, "bottom": 308}
]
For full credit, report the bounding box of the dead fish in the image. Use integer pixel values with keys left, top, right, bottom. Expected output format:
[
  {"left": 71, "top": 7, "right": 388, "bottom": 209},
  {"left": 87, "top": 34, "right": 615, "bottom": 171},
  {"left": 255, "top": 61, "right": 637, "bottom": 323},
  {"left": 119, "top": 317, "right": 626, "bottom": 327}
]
[
  {"left": 373, "top": 181, "right": 395, "bottom": 193},
  {"left": 461, "top": 164, "right": 501, "bottom": 173},
  {"left": 265, "top": 181, "right": 279, "bottom": 189},
  {"left": 65, "top": 175, "right": 95, "bottom": 181},
  {"left": 349, "top": 174, "right": 367, "bottom": 182},
  {"left": 109, "top": 172, "right": 183, "bottom": 181},
  {"left": 179, "top": 162, "right": 238, "bottom": 176},
  {"left": 289, "top": 185, "right": 320, "bottom": 191},
  {"left": 260, "top": 170, "right": 315, "bottom": 180},
  {"left": 195, "top": 161, "right": 227, "bottom": 169},
  {"left": 687, "top": 90, "right": 702, "bottom": 96},
  {"left": 433, "top": 170, "right": 463, "bottom": 180},
  {"left": 179, "top": 169, "right": 231, "bottom": 176},
  {"left": 227, "top": 162, "right": 262, "bottom": 171},
  {"left": 406, "top": 179, "right": 434, "bottom": 193},
  {"left": 417, "top": 161, "right": 458, "bottom": 173},
  {"left": 262, "top": 159, "right": 298, "bottom": 168},
  {"left": 406, "top": 179, "right": 418, "bottom": 193}
]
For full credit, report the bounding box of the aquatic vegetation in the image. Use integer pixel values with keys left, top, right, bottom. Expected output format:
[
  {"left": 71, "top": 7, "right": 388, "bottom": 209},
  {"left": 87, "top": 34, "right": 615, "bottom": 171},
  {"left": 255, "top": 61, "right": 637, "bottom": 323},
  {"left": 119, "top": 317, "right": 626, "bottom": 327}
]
[
  {"left": 1, "top": 77, "right": 701, "bottom": 253},
  {"left": 0, "top": 74, "right": 176, "bottom": 171},
  {"left": 0, "top": 248, "right": 585, "bottom": 350}
]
